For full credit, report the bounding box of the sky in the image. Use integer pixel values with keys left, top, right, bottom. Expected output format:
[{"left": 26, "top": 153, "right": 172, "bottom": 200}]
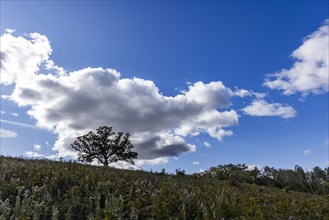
[{"left": 0, "top": 1, "right": 328, "bottom": 173}]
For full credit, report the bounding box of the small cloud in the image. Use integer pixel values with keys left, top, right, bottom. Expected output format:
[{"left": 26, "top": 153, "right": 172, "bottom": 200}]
[
  {"left": 251, "top": 91, "right": 267, "bottom": 99},
  {"left": 242, "top": 99, "right": 297, "bottom": 119},
  {"left": 203, "top": 141, "right": 211, "bottom": 148},
  {"left": 4, "top": 29, "right": 15, "bottom": 34},
  {"left": 192, "top": 161, "right": 200, "bottom": 165},
  {"left": 199, "top": 169, "right": 205, "bottom": 173},
  {"left": 247, "top": 164, "right": 262, "bottom": 171},
  {"left": 10, "top": 112, "right": 19, "bottom": 117},
  {"left": 230, "top": 88, "right": 252, "bottom": 98},
  {"left": 45, "top": 141, "right": 51, "bottom": 148},
  {"left": 25, "top": 151, "right": 58, "bottom": 160},
  {"left": 135, "top": 157, "right": 169, "bottom": 166},
  {"left": 304, "top": 149, "right": 312, "bottom": 156},
  {"left": 33, "top": 144, "right": 42, "bottom": 151},
  {"left": 0, "top": 111, "right": 5, "bottom": 114},
  {"left": 0, "top": 128, "right": 18, "bottom": 138}
]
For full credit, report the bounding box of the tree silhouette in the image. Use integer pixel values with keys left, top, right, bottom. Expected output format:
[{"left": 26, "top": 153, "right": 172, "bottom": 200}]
[{"left": 71, "top": 126, "right": 138, "bottom": 166}]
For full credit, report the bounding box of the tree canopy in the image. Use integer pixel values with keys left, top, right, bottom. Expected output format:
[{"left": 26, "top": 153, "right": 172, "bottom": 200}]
[{"left": 71, "top": 126, "right": 138, "bottom": 166}]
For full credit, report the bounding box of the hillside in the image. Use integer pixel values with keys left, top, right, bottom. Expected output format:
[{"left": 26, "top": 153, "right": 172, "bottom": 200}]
[{"left": 0, "top": 156, "right": 328, "bottom": 219}]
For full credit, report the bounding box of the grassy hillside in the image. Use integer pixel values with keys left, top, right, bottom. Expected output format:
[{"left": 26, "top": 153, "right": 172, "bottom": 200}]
[{"left": 0, "top": 156, "right": 328, "bottom": 219}]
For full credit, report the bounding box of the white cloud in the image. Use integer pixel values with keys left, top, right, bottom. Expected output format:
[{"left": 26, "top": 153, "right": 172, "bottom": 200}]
[
  {"left": 1, "top": 31, "right": 239, "bottom": 164},
  {"left": 175, "top": 109, "right": 238, "bottom": 141},
  {"left": 0, "top": 31, "right": 52, "bottom": 85},
  {"left": 229, "top": 88, "right": 252, "bottom": 98},
  {"left": 0, "top": 119, "right": 46, "bottom": 131},
  {"left": 0, "top": 128, "right": 18, "bottom": 138},
  {"left": 304, "top": 149, "right": 311, "bottom": 156},
  {"left": 4, "top": 29, "right": 15, "bottom": 34},
  {"left": 242, "top": 99, "right": 297, "bottom": 119},
  {"left": 10, "top": 112, "right": 18, "bottom": 117},
  {"left": 247, "top": 164, "right": 262, "bottom": 171},
  {"left": 228, "top": 88, "right": 267, "bottom": 99},
  {"left": 264, "top": 20, "right": 329, "bottom": 96},
  {"left": 192, "top": 161, "right": 200, "bottom": 165},
  {"left": 0, "top": 111, "right": 5, "bottom": 114},
  {"left": 25, "top": 151, "right": 58, "bottom": 160},
  {"left": 136, "top": 157, "right": 169, "bottom": 166},
  {"left": 33, "top": 144, "right": 41, "bottom": 151},
  {"left": 203, "top": 141, "right": 211, "bottom": 148}
]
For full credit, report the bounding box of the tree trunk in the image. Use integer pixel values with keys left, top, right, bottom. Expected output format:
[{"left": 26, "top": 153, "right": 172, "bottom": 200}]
[{"left": 104, "top": 160, "right": 109, "bottom": 166}]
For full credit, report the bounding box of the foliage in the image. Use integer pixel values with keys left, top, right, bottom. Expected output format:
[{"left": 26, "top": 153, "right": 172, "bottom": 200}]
[
  {"left": 71, "top": 126, "right": 138, "bottom": 166},
  {"left": 0, "top": 156, "right": 328, "bottom": 219},
  {"left": 200, "top": 164, "right": 329, "bottom": 195}
]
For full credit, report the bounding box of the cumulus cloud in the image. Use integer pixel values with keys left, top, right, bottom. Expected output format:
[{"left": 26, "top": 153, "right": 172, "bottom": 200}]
[
  {"left": 10, "top": 112, "right": 18, "bottom": 117},
  {"left": 192, "top": 161, "right": 200, "bottom": 165},
  {"left": 1, "top": 30, "right": 239, "bottom": 163},
  {"left": 264, "top": 20, "right": 329, "bottom": 96},
  {"left": 0, "top": 128, "right": 18, "bottom": 138},
  {"left": 0, "top": 30, "right": 52, "bottom": 85},
  {"left": 175, "top": 109, "right": 238, "bottom": 141},
  {"left": 242, "top": 99, "right": 297, "bottom": 119}
]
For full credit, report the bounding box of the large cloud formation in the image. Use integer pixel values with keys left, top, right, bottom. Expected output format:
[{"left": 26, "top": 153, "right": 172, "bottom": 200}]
[
  {"left": 264, "top": 20, "right": 329, "bottom": 96},
  {"left": 1, "top": 30, "right": 239, "bottom": 164}
]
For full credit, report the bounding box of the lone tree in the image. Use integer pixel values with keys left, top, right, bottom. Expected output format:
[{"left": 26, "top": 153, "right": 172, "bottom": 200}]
[{"left": 71, "top": 126, "right": 138, "bottom": 166}]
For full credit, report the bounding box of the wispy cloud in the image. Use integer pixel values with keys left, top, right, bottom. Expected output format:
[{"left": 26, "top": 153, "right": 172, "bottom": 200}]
[
  {"left": 0, "top": 119, "right": 47, "bottom": 131},
  {"left": 0, "top": 128, "right": 18, "bottom": 138},
  {"left": 192, "top": 161, "right": 200, "bottom": 165},
  {"left": 203, "top": 142, "right": 211, "bottom": 148},
  {"left": 304, "top": 149, "right": 312, "bottom": 156}
]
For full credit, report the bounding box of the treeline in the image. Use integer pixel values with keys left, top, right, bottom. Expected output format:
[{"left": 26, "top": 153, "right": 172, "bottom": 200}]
[
  {"left": 0, "top": 156, "right": 328, "bottom": 219},
  {"left": 197, "top": 164, "right": 329, "bottom": 195}
]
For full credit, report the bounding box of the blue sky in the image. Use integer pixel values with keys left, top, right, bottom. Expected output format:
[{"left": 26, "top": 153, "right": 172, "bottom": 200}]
[{"left": 0, "top": 1, "right": 328, "bottom": 173}]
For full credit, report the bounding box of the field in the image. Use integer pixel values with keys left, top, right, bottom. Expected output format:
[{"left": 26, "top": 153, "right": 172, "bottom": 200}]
[{"left": 0, "top": 156, "right": 328, "bottom": 219}]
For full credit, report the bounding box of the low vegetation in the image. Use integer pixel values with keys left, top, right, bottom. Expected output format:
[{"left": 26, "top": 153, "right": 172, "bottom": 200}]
[{"left": 0, "top": 156, "right": 328, "bottom": 219}]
